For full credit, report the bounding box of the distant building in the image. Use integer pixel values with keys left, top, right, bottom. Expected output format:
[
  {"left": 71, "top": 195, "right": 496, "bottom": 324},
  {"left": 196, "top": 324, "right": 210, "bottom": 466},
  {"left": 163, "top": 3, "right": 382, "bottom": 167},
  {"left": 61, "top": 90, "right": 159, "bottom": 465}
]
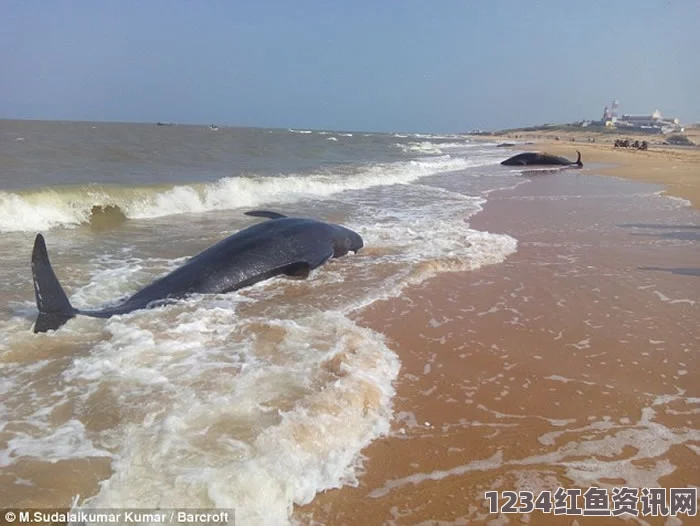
[
  {"left": 620, "top": 109, "right": 663, "bottom": 124},
  {"left": 599, "top": 101, "right": 683, "bottom": 133}
]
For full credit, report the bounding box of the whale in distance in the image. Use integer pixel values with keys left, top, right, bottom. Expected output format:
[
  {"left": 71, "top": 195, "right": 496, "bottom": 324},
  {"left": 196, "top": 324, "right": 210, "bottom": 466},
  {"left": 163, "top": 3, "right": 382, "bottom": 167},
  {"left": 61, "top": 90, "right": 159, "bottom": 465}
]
[{"left": 501, "top": 151, "right": 583, "bottom": 167}]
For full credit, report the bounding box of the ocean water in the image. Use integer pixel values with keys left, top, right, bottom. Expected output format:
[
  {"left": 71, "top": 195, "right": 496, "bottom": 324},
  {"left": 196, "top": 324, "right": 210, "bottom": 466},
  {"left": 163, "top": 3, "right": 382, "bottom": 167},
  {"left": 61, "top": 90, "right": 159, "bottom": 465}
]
[{"left": 0, "top": 120, "right": 520, "bottom": 524}]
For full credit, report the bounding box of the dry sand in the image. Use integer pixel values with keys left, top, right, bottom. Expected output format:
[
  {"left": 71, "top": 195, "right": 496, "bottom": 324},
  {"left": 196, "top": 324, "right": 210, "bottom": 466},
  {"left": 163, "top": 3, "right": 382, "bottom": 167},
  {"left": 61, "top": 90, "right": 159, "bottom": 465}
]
[{"left": 297, "top": 139, "right": 699, "bottom": 524}]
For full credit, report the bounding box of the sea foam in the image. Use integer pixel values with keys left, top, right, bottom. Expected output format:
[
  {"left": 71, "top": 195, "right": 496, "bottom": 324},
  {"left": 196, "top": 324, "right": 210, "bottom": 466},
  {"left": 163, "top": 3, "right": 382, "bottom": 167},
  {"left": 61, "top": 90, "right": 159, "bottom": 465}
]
[{"left": 0, "top": 156, "right": 495, "bottom": 232}]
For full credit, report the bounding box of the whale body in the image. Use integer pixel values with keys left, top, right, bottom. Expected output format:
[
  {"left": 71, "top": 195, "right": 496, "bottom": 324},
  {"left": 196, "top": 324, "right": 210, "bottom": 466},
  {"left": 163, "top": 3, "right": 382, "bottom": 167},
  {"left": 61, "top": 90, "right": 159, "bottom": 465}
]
[
  {"left": 501, "top": 151, "right": 583, "bottom": 167},
  {"left": 31, "top": 211, "right": 363, "bottom": 333}
]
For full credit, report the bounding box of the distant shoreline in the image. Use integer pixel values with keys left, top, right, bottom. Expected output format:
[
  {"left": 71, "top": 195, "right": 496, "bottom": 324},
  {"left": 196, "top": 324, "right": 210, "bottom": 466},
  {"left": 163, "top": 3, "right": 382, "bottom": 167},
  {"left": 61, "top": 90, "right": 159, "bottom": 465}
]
[{"left": 469, "top": 125, "right": 700, "bottom": 209}]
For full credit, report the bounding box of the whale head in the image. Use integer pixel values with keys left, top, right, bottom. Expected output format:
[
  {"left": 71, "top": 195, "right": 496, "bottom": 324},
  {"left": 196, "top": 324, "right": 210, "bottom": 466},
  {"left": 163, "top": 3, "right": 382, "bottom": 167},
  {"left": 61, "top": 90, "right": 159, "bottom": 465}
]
[{"left": 332, "top": 225, "right": 364, "bottom": 257}]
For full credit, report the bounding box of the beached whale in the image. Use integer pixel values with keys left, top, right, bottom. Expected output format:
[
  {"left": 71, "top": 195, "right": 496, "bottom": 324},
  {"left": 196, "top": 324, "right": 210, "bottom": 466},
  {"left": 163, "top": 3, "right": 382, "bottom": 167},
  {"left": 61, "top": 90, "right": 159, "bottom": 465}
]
[
  {"left": 501, "top": 151, "right": 582, "bottom": 167},
  {"left": 31, "top": 211, "right": 363, "bottom": 333}
]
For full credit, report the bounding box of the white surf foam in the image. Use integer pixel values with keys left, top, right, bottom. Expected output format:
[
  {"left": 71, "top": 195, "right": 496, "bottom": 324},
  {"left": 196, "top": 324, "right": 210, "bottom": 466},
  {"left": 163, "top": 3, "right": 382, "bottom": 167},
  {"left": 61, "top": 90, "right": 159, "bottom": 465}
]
[
  {"left": 0, "top": 156, "right": 495, "bottom": 232},
  {"left": 654, "top": 192, "right": 692, "bottom": 208},
  {"left": 370, "top": 394, "right": 700, "bottom": 500},
  {"left": 0, "top": 419, "right": 111, "bottom": 467},
  {"left": 336, "top": 185, "right": 518, "bottom": 307},
  {"left": 395, "top": 141, "right": 446, "bottom": 155},
  {"left": 69, "top": 310, "right": 399, "bottom": 526}
]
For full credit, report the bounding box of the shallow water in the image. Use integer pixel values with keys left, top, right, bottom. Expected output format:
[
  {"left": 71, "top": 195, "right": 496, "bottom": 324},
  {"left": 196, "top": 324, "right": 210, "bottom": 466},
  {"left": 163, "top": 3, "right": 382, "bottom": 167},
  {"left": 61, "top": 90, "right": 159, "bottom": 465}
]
[{"left": 1, "top": 121, "right": 522, "bottom": 524}]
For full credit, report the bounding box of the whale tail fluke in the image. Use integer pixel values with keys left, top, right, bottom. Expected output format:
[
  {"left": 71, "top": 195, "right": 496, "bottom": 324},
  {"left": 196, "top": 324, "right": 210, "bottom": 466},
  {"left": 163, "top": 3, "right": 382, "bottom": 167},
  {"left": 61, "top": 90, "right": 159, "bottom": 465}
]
[
  {"left": 575, "top": 151, "right": 583, "bottom": 167},
  {"left": 31, "top": 234, "right": 77, "bottom": 333}
]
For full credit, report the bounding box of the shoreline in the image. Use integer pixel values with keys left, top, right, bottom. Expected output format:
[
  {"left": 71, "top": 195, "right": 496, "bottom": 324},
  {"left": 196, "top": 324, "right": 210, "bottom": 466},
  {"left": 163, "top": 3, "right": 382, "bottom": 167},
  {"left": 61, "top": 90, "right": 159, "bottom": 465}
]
[
  {"left": 2, "top": 121, "right": 697, "bottom": 523},
  {"left": 299, "top": 153, "right": 699, "bottom": 524},
  {"left": 469, "top": 128, "right": 700, "bottom": 209}
]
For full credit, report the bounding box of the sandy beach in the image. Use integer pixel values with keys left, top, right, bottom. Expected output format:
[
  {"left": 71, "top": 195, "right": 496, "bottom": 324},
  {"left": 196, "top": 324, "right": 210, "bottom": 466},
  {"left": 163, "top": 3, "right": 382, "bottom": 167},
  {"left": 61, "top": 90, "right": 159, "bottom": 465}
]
[
  {"left": 1, "top": 123, "right": 697, "bottom": 525},
  {"left": 299, "top": 140, "right": 699, "bottom": 524}
]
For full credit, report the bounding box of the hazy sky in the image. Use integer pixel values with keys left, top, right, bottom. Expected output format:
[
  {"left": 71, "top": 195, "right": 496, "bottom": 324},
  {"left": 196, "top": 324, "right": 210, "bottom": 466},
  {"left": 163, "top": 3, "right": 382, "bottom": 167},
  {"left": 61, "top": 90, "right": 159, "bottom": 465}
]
[{"left": 2, "top": 1, "right": 698, "bottom": 132}]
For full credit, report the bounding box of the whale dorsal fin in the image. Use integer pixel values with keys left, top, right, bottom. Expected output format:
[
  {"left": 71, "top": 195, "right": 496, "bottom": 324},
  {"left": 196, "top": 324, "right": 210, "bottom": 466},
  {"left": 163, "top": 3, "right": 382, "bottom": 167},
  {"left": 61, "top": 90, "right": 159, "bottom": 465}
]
[
  {"left": 244, "top": 210, "right": 287, "bottom": 220},
  {"left": 31, "top": 234, "right": 78, "bottom": 332}
]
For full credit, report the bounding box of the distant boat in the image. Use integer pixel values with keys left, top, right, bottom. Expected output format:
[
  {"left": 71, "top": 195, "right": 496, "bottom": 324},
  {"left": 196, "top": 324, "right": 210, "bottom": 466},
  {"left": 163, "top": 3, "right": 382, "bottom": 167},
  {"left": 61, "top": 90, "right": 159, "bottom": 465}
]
[
  {"left": 208, "top": 124, "right": 219, "bottom": 131},
  {"left": 156, "top": 122, "right": 174, "bottom": 127}
]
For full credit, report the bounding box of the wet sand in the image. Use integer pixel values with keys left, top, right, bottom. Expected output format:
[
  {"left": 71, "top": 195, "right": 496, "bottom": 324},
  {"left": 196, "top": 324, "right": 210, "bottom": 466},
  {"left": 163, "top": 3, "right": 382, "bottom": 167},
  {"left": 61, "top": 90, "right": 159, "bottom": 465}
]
[
  {"left": 521, "top": 141, "right": 700, "bottom": 209},
  {"left": 299, "top": 170, "right": 699, "bottom": 524}
]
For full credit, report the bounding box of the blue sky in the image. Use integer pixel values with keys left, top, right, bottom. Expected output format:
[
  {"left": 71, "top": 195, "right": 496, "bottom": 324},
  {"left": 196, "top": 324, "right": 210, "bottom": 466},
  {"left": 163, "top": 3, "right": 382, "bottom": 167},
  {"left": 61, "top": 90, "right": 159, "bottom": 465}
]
[{"left": 2, "top": 1, "right": 698, "bottom": 132}]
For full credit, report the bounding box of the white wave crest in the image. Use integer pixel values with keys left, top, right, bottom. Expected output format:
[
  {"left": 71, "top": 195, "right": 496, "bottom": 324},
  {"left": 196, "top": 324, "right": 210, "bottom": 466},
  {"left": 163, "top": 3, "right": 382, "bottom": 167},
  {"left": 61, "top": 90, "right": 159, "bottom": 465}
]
[
  {"left": 0, "top": 156, "right": 494, "bottom": 232},
  {"left": 394, "top": 141, "right": 444, "bottom": 155}
]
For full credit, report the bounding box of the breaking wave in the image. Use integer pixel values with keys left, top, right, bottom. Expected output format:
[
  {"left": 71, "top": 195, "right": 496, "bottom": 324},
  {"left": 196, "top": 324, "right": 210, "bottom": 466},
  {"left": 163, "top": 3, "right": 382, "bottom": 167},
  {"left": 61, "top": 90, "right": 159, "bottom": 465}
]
[{"left": 0, "top": 156, "right": 495, "bottom": 232}]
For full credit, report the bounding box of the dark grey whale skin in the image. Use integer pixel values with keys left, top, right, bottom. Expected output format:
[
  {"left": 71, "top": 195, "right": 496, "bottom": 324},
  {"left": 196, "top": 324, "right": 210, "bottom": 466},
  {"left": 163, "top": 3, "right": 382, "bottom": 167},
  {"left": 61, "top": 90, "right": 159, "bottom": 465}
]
[
  {"left": 501, "top": 151, "right": 582, "bottom": 167},
  {"left": 31, "top": 211, "right": 363, "bottom": 332}
]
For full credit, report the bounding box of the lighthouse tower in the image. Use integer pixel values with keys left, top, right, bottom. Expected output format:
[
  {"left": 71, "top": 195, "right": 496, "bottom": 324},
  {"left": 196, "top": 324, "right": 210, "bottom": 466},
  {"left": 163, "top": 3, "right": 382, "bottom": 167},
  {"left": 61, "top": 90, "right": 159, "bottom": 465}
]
[
  {"left": 602, "top": 99, "right": 619, "bottom": 124},
  {"left": 610, "top": 99, "right": 619, "bottom": 121}
]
